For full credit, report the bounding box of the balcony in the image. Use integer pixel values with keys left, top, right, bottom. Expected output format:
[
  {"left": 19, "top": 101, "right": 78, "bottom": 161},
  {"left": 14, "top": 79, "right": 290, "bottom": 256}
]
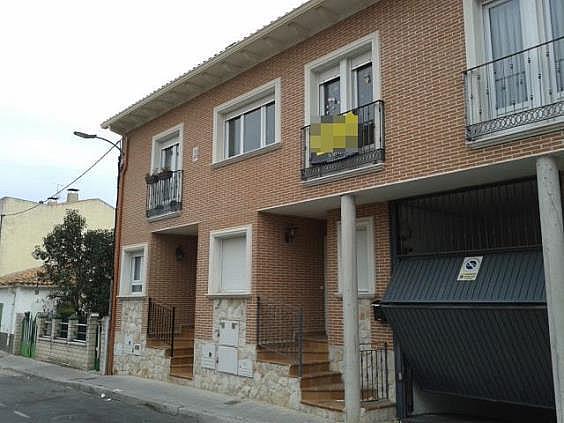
[
  {"left": 464, "top": 36, "right": 564, "bottom": 143},
  {"left": 145, "top": 170, "right": 183, "bottom": 218},
  {"left": 301, "top": 100, "right": 385, "bottom": 181}
]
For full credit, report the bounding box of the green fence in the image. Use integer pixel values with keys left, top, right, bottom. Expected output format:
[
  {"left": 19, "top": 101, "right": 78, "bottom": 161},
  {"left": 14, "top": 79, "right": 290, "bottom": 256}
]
[{"left": 20, "top": 313, "right": 37, "bottom": 358}]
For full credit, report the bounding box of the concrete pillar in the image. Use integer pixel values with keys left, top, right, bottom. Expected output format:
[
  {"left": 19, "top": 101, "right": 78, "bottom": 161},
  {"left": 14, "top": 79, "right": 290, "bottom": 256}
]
[
  {"left": 51, "top": 318, "right": 61, "bottom": 339},
  {"left": 99, "top": 316, "right": 110, "bottom": 374},
  {"left": 67, "top": 318, "right": 78, "bottom": 342},
  {"left": 86, "top": 313, "right": 99, "bottom": 370},
  {"left": 341, "top": 194, "right": 361, "bottom": 422},
  {"left": 11, "top": 313, "right": 24, "bottom": 355},
  {"left": 537, "top": 156, "right": 564, "bottom": 422}
]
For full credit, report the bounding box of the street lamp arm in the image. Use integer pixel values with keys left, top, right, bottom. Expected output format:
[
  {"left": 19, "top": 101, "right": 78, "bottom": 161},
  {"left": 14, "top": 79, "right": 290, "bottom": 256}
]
[{"left": 73, "top": 131, "right": 122, "bottom": 153}]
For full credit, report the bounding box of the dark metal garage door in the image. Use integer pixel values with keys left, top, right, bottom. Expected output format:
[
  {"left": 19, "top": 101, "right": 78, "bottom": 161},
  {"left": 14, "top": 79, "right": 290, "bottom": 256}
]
[
  {"left": 382, "top": 250, "right": 553, "bottom": 408},
  {"left": 383, "top": 179, "right": 555, "bottom": 411}
]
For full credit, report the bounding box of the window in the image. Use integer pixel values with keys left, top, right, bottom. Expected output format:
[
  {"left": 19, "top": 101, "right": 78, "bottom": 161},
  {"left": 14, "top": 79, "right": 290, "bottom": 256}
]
[
  {"left": 305, "top": 33, "right": 380, "bottom": 123},
  {"left": 131, "top": 255, "right": 144, "bottom": 293},
  {"left": 208, "top": 226, "right": 252, "bottom": 295},
  {"left": 213, "top": 79, "right": 281, "bottom": 163},
  {"left": 463, "top": 0, "right": 564, "bottom": 140},
  {"left": 337, "top": 217, "right": 375, "bottom": 295},
  {"left": 225, "top": 101, "right": 275, "bottom": 158},
  {"left": 120, "top": 244, "right": 148, "bottom": 296},
  {"left": 151, "top": 124, "right": 183, "bottom": 173},
  {"left": 465, "top": 0, "right": 564, "bottom": 104}
]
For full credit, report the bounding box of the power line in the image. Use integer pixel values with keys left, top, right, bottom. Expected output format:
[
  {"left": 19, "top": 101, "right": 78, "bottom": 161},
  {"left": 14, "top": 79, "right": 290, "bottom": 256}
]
[{"left": 1, "top": 145, "right": 116, "bottom": 218}]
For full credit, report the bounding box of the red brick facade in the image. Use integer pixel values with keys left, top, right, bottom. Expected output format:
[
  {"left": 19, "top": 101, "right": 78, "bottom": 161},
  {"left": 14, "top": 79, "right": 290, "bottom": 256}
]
[{"left": 113, "top": 0, "right": 564, "bottom": 360}]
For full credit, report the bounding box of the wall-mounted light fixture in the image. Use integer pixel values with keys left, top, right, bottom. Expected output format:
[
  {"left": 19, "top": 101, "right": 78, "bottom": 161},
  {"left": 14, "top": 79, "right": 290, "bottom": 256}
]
[
  {"left": 175, "top": 246, "right": 185, "bottom": 262},
  {"left": 284, "top": 225, "right": 298, "bottom": 244}
]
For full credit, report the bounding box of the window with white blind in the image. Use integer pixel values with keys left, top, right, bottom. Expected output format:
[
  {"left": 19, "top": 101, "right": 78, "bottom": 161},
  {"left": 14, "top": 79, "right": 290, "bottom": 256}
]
[
  {"left": 208, "top": 226, "right": 252, "bottom": 295},
  {"left": 337, "top": 217, "right": 375, "bottom": 295}
]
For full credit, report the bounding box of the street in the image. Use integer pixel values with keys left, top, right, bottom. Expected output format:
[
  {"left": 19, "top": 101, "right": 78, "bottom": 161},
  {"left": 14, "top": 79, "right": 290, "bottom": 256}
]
[{"left": 0, "top": 369, "right": 197, "bottom": 423}]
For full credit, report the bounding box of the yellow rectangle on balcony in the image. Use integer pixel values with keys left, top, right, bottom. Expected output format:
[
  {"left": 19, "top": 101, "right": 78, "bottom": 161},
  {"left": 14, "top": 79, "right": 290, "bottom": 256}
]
[{"left": 310, "top": 112, "right": 359, "bottom": 156}]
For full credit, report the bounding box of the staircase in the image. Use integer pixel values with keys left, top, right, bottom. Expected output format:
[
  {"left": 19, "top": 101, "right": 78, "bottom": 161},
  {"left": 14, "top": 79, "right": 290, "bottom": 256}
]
[
  {"left": 258, "top": 334, "right": 394, "bottom": 413},
  {"left": 147, "top": 325, "right": 195, "bottom": 380},
  {"left": 258, "top": 333, "right": 348, "bottom": 411},
  {"left": 169, "top": 326, "right": 194, "bottom": 380},
  {"left": 146, "top": 299, "right": 195, "bottom": 381}
]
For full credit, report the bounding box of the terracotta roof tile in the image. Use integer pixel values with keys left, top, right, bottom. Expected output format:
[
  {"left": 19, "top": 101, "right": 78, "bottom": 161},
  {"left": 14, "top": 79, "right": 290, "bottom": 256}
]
[{"left": 0, "top": 267, "right": 52, "bottom": 288}]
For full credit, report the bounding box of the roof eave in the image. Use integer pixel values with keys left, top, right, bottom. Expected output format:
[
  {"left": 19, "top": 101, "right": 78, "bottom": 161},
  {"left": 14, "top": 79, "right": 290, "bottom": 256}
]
[{"left": 101, "top": 0, "right": 379, "bottom": 135}]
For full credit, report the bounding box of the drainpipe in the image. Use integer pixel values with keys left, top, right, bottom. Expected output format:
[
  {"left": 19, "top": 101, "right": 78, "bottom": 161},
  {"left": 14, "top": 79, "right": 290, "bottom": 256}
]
[
  {"left": 536, "top": 156, "right": 564, "bottom": 423},
  {"left": 341, "top": 194, "right": 361, "bottom": 422},
  {"left": 107, "top": 135, "right": 127, "bottom": 375}
]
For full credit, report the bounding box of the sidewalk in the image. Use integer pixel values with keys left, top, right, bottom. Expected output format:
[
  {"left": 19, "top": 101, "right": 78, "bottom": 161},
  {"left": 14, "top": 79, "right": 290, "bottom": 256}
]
[{"left": 0, "top": 352, "right": 326, "bottom": 423}]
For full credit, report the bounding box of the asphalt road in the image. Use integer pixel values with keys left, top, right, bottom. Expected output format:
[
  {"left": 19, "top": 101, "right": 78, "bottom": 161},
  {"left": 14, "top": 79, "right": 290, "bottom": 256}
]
[{"left": 0, "top": 369, "right": 199, "bottom": 423}]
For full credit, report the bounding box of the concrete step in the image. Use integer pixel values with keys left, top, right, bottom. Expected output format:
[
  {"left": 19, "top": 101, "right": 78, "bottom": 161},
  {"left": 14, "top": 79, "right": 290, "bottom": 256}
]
[
  {"left": 169, "top": 366, "right": 193, "bottom": 380},
  {"left": 171, "top": 362, "right": 193, "bottom": 370},
  {"left": 257, "top": 350, "right": 328, "bottom": 363},
  {"left": 290, "top": 360, "right": 331, "bottom": 377},
  {"left": 301, "top": 385, "right": 344, "bottom": 402},
  {"left": 300, "top": 399, "right": 344, "bottom": 412},
  {"left": 300, "top": 371, "right": 342, "bottom": 388},
  {"left": 171, "top": 354, "right": 194, "bottom": 366}
]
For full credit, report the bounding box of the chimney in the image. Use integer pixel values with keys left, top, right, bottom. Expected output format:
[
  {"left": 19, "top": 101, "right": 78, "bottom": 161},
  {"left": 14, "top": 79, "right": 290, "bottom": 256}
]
[
  {"left": 46, "top": 196, "right": 58, "bottom": 205},
  {"left": 66, "top": 188, "right": 79, "bottom": 203}
]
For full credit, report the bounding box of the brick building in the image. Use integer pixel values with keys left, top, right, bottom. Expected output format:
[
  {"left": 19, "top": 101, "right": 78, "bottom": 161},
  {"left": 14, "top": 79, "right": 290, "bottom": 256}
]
[{"left": 102, "top": 0, "right": 564, "bottom": 421}]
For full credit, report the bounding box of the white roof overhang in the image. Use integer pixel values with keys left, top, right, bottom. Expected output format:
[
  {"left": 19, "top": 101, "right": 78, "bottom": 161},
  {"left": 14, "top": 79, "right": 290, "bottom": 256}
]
[{"left": 101, "top": 0, "right": 379, "bottom": 135}]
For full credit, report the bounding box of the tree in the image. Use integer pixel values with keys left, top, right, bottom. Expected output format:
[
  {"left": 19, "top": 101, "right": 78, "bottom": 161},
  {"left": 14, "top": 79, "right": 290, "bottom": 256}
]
[{"left": 33, "top": 210, "right": 114, "bottom": 316}]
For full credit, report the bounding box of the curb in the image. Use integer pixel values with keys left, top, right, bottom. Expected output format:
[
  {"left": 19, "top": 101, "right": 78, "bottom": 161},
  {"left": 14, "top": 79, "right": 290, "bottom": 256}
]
[{"left": 3, "top": 366, "right": 228, "bottom": 422}]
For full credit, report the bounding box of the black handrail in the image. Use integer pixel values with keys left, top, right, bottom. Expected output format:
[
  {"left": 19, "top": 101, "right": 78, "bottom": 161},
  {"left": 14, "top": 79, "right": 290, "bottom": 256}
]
[
  {"left": 360, "top": 343, "right": 390, "bottom": 402},
  {"left": 147, "top": 298, "right": 176, "bottom": 357},
  {"left": 465, "top": 35, "right": 564, "bottom": 73},
  {"left": 256, "top": 297, "right": 304, "bottom": 377},
  {"left": 301, "top": 100, "right": 385, "bottom": 180},
  {"left": 145, "top": 170, "right": 183, "bottom": 218},
  {"left": 464, "top": 37, "right": 564, "bottom": 140}
]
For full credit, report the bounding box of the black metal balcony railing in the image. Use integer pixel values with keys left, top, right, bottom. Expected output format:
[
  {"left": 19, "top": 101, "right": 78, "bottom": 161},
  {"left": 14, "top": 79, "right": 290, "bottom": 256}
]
[
  {"left": 464, "top": 36, "right": 564, "bottom": 141},
  {"left": 145, "top": 169, "right": 183, "bottom": 218},
  {"left": 301, "top": 100, "right": 385, "bottom": 180}
]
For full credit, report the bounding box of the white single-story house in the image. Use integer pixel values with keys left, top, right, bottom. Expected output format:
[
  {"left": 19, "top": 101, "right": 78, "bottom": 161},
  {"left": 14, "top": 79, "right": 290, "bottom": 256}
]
[{"left": 0, "top": 267, "right": 53, "bottom": 352}]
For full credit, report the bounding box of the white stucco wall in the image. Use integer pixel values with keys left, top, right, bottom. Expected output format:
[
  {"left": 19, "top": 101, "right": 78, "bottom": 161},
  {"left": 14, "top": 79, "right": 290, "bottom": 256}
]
[
  {"left": 0, "top": 287, "right": 52, "bottom": 337},
  {"left": 0, "top": 197, "right": 114, "bottom": 276}
]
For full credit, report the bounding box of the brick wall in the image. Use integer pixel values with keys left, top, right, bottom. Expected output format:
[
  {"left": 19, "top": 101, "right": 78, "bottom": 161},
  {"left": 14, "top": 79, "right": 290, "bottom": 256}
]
[
  {"left": 148, "top": 234, "right": 197, "bottom": 329},
  {"left": 252, "top": 213, "right": 325, "bottom": 342},
  {"left": 114, "top": 0, "right": 564, "bottom": 346}
]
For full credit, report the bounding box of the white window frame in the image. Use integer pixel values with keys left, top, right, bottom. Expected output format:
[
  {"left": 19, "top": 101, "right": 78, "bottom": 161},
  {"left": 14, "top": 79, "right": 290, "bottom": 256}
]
[
  {"left": 150, "top": 123, "right": 184, "bottom": 173},
  {"left": 208, "top": 225, "right": 252, "bottom": 296},
  {"left": 304, "top": 32, "right": 381, "bottom": 125},
  {"left": 463, "top": 0, "right": 556, "bottom": 69},
  {"left": 213, "top": 79, "right": 281, "bottom": 164},
  {"left": 336, "top": 217, "right": 375, "bottom": 296},
  {"left": 119, "top": 243, "right": 148, "bottom": 297}
]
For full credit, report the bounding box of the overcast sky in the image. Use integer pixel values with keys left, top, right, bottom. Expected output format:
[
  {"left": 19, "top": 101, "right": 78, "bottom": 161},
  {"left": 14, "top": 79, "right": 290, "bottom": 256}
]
[{"left": 0, "top": 0, "right": 304, "bottom": 206}]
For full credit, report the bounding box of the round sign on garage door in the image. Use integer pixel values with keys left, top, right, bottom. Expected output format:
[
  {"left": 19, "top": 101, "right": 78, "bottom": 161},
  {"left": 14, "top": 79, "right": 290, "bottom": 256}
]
[{"left": 457, "top": 256, "right": 483, "bottom": 281}]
